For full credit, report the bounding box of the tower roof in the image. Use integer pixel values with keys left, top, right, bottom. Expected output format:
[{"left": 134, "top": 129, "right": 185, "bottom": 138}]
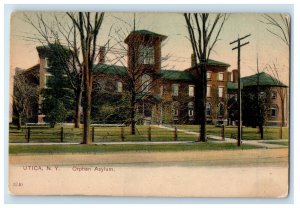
[{"left": 124, "top": 30, "right": 167, "bottom": 43}]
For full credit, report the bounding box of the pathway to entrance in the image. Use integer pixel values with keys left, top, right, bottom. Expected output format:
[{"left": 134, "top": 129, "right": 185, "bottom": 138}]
[{"left": 152, "top": 124, "right": 288, "bottom": 149}]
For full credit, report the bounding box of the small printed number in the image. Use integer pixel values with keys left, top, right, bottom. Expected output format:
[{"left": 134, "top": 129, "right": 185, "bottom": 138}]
[{"left": 12, "top": 182, "right": 23, "bottom": 187}]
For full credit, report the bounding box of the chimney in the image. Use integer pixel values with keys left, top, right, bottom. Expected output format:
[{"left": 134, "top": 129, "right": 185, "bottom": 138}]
[
  {"left": 191, "top": 53, "right": 196, "bottom": 67},
  {"left": 232, "top": 69, "right": 238, "bottom": 83},
  {"left": 227, "top": 72, "right": 232, "bottom": 82},
  {"left": 99, "top": 46, "right": 106, "bottom": 64}
]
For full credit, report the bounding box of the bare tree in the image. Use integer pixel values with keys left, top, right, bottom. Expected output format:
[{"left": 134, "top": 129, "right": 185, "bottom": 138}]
[
  {"left": 260, "top": 14, "right": 290, "bottom": 47},
  {"left": 67, "top": 12, "right": 105, "bottom": 144},
  {"left": 260, "top": 14, "right": 290, "bottom": 139},
  {"left": 13, "top": 69, "right": 39, "bottom": 129},
  {"left": 266, "top": 62, "right": 287, "bottom": 139},
  {"left": 184, "top": 13, "right": 228, "bottom": 141},
  {"left": 107, "top": 14, "right": 168, "bottom": 135},
  {"left": 23, "top": 13, "right": 84, "bottom": 128}
]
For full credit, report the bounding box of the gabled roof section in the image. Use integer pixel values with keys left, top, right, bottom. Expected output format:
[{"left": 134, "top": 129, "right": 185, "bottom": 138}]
[
  {"left": 93, "top": 64, "right": 128, "bottom": 76},
  {"left": 160, "top": 70, "right": 194, "bottom": 81},
  {"left": 241, "top": 72, "right": 287, "bottom": 87}
]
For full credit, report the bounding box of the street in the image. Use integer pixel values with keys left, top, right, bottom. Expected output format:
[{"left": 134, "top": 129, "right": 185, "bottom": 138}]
[{"left": 9, "top": 148, "right": 289, "bottom": 197}]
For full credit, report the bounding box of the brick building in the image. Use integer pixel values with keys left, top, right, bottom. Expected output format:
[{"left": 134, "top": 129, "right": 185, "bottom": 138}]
[
  {"left": 19, "top": 29, "right": 290, "bottom": 126},
  {"left": 92, "top": 30, "right": 231, "bottom": 125},
  {"left": 227, "top": 71, "right": 288, "bottom": 126}
]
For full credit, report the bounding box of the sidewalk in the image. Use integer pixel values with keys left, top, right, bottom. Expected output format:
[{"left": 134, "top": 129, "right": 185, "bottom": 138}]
[{"left": 9, "top": 141, "right": 194, "bottom": 146}]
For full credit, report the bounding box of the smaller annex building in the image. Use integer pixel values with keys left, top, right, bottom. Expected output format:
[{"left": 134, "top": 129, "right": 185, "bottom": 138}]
[{"left": 227, "top": 71, "right": 288, "bottom": 127}]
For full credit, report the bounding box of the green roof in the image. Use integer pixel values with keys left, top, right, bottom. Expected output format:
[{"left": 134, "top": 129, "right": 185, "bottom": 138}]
[
  {"left": 227, "top": 72, "right": 287, "bottom": 90},
  {"left": 242, "top": 72, "right": 287, "bottom": 87},
  {"left": 93, "top": 64, "right": 194, "bottom": 82},
  {"left": 205, "top": 59, "right": 230, "bottom": 67},
  {"left": 227, "top": 82, "right": 240, "bottom": 90},
  {"left": 125, "top": 30, "right": 167, "bottom": 43},
  {"left": 131, "top": 30, "right": 167, "bottom": 39},
  {"left": 93, "top": 64, "right": 128, "bottom": 76},
  {"left": 160, "top": 70, "right": 194, "bottom": 81}
]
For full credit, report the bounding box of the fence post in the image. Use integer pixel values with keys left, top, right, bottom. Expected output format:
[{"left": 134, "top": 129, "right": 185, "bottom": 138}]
[
  {"left": 26, "top": 127, "right": 31, "bottom": 143},
  {"left": 60, "top": 127, "right": 64, "bottom": 142},
  {"left": 174, "top": 126, "right": 178, "bottom": 141},
  {"left": 148, "top": 126, "right": 151, "bottom": 141},
  {"left": 92, "top": 127, "right": 95, "bottom": 142},
  {"left": 221, "top": 125, "right": 225, "bottom": 140},
  {"left": 121, "top": 127, "right": 125, "bottom": 142}
]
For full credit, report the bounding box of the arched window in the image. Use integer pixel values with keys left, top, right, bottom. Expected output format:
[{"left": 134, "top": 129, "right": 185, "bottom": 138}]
[
  {"left": 188, "top": 102, "right": 194, "bottom": 117},
  {"left": 206, "top": 103, "right": 212, "bottom": 116},
  {"left": 141, "top": 74, "right": 151, "bottom": 92},
  {"left": 217, "top": 102, "right": 225, "bottom": 117}
]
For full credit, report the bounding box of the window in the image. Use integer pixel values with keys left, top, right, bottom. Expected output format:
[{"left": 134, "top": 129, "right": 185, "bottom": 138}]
[
  {"left": 172, "top": 84, "right": 179, "bottom": 96},
  {"left": 259, "top": 91, "right": 266, "bottom": 98},
  {"left": 188, "top": 85, "right": 194, "bottom": 97},
  {"left": 206, "top": 103, "right": 212, "bottom": 116},
  {"left": 218, "top": 72, "right": 224, "bottom": 81},
  {"left": 106, "top": 81, "right": 117, "bottom": 92},
  {"left": 142, "top": 74, "right": 151, "bottom": 92},
  {"left": 139, "top": 46, "right": 155, "bottom": 64},
  {"left": 44, "top": 73, "right": 53, "bottom": 88},
  {"left": 95, "top": 80, "right": 106, "bottom": 92},
  {"left": 44, "top": 58, "right": 49, "bottom": 68},
  {"left": 271, "top": 105, "right": 278, "bottom": 117},
  {"left": 117, "top": 81, "right": 123, "bottom": 92},
  {"left": 218, "top": 86, "right": 224, "bottom": 98},
  {"left": 271, "top": 91, "right": 277, "bottom": 99},
  {"left": 207, "top": 71, "right": 212, "bottom": 79},
  {"left": 160, "top": 85, "right": 164, "bottom": 96},
  {"left": 207, "top": 85, "right": 211, "bottom": 97},
  {"left": 172, "top": 102, "right": 180, "bottom": 119},
  {"left": 217, "top": 102, "right": 225, "bottom": 117},
  {"left": 188, "top": 102, "right": 194, "bottom": 117}
]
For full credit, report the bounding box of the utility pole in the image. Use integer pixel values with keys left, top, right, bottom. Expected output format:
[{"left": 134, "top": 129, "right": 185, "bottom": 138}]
[{"left": 230, "top": 34, "right": 251, "bottom": 146}]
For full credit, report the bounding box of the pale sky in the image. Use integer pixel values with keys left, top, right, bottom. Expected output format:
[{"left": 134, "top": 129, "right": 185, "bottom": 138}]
[{"left": 10, "top": 12, "right": 290, "bottom": 85}]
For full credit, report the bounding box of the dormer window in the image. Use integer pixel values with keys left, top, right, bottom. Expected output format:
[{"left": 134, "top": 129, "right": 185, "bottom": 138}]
[{"left": 138, "top": 46, "right": 155, "bottom": 65}]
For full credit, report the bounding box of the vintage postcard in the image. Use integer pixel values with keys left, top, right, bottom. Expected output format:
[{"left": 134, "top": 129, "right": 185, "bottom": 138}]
[{"left": 9, "top": 11, "right": 290, "bottom": 197}]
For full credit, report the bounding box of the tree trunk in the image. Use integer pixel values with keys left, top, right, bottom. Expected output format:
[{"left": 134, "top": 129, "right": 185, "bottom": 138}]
[
  {"left": 17, "top": 114, "right": 21, "bottom": 130},
  {"left": 74, "top": 88, "right": 82, "bottom": 128},
  {"left": 130, "top": 93, "right": 136, "bottom": 135},
  {"left": 259, "top": 125, "right": 263, "bottom": 139},
  {"left": 199, "top": 64, "right": 207, "bottom": 142},
  {"left": 82, "top": 66, "right": 92, "bottom": 144},
  {"left": 280, "top": 96, "right": 285, "bottom": 139}
]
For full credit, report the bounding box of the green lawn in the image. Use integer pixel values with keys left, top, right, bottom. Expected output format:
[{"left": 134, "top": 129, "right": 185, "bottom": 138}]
[
  {"left": 9, "top": 142, "right": 260, "bottom": 154},
  {"left": 9, "top": 124, "right": 288, "bottom": 143},
  {"left": 9, "top": 125, "right": 198, "bottom": 143},
  {"left": 175, "top": 125, "right": 289, "bottom": 140}
]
